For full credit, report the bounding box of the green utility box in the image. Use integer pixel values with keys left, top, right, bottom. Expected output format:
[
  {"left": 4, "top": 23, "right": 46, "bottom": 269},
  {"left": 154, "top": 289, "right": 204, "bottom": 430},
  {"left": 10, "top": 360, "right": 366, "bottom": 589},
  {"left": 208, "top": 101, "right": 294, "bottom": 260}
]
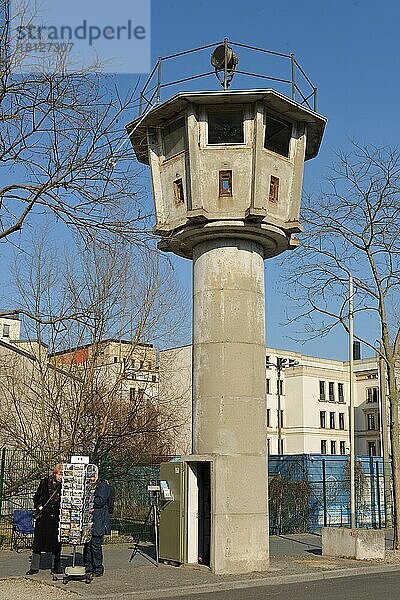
[
  {"left": 158, "top": 459, "right": 212, "bottom": 567},
  {"left": 158, "top": 461, "right": 186, "bottom": 564}
]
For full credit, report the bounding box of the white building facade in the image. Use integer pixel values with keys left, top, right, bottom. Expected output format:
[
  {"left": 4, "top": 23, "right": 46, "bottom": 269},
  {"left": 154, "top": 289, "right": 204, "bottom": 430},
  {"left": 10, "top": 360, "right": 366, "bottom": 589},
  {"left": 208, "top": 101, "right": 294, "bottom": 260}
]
[
  {"left": 159, "top": 345, "right": 383, "bottom": 457},
  {"left": 0, "top": 315, "right": 21, "bottom": 342}
]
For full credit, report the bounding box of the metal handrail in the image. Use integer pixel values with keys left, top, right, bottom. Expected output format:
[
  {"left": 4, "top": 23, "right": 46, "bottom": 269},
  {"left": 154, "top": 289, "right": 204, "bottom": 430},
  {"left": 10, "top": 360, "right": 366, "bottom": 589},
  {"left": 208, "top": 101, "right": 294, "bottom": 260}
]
[{"left": 138, "top": 39, "right": 318, "bottom": 117}]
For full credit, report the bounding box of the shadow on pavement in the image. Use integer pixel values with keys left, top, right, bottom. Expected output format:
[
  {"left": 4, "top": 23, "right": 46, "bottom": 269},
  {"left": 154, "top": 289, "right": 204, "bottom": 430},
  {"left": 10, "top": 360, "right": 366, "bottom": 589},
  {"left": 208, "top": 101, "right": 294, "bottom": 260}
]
[{"left": 128, "top": 542, "right": 158, "bottom": 566}]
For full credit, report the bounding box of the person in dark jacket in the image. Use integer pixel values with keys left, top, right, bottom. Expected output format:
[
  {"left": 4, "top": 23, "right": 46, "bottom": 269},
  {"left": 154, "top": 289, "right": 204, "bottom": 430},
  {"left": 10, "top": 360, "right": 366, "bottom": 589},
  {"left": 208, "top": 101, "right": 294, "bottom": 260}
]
[
  {"left": 26, "top": 465, "right": 62, "bottom": 575},
  {"left": 83, "top": 478, "right": 111, "bottom": 576}
]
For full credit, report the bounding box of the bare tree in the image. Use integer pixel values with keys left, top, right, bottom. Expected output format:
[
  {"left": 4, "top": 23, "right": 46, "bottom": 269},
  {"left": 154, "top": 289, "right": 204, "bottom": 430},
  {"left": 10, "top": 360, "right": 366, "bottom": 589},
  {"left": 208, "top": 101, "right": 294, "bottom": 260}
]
[
  {"left": 0, "top": 1, "right": 189, "bottom": 487},
  {"left": 0, "top": 231, "right": 189, "bottom": 470},
  {"left": 0, "top": 0, "right": 149, "bottom": 247},
  {"left": 283, "top": 143, "right": 400, "bottom": 546}
]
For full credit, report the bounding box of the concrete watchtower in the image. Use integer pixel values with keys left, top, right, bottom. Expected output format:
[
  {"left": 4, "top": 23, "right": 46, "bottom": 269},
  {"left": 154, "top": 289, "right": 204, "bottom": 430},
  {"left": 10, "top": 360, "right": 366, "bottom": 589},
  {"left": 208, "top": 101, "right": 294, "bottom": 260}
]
[{"left": 127, "top": 40, "right": 326, "bottom": 574}]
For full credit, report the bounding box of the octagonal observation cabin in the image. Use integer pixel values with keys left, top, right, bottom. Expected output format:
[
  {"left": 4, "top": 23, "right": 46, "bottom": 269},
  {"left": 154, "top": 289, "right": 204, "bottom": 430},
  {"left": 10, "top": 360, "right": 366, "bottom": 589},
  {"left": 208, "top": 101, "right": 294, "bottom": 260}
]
[{"left": 127, "top": 40, "right": 327, "bottom": 259}]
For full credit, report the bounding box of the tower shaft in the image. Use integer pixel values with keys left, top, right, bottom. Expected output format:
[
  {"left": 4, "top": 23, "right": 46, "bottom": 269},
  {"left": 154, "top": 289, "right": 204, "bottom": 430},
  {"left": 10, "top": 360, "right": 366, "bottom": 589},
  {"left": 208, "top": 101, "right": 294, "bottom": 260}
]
[{"left": 192, "top": 238, "right": 268, "bottom": 573}]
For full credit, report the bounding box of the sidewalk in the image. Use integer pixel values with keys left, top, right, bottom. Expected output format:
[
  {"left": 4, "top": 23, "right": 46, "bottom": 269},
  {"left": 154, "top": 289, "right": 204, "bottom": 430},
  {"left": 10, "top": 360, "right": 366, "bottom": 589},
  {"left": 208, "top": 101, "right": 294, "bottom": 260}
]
[{"left": 0, "top": 533, "right": 399, "bottom": 600}]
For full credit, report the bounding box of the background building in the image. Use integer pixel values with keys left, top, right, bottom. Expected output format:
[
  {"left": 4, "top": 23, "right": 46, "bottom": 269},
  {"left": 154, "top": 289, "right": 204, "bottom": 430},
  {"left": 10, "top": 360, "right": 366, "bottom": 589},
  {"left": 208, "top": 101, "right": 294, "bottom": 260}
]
[
  {"left": 0, "top": 318, "right": 385, "bottom": 459},
  {"left": 52, "top": 339, "right": 159, "bottom": 408},
  {"left": 0, "top": 315, "right": 21, "bottom": 343},
  {"left": 160, "top": 345, "right": 384, "bottom": 457},
  {"left": 0, "top": 324, "right": 184, "bottom": 459}
]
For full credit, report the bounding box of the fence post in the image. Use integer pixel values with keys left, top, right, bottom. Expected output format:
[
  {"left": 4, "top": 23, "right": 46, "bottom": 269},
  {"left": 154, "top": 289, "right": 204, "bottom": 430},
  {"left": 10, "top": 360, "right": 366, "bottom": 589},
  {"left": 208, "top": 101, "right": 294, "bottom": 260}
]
[
  {"left": 369, "top": 456, "right": 376, "bottom": 528},
  {"left": 322, "top": 458, "right": 327, "bottom": 527},
  {"left": 100, "top": 452, "right": 109, "bottom": 479},
  {"left": 0, "top": 448, "right": 7, "bottom": 519},
  {"left": 157, "top": 59, "right": 162, "bottom": 104},
  {"left": 376, "top": 461, "right": 382, "bottom": 529},
  {"left": 290, "top": 53, "right": 296, "bottom": 101}
]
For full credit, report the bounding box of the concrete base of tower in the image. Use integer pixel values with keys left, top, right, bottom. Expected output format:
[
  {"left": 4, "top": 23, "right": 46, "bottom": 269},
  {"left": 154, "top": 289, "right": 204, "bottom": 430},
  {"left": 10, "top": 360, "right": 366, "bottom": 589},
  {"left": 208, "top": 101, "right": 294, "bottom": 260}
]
[{"left": 184, "top": 454, "right": 269, "bottom": 575}]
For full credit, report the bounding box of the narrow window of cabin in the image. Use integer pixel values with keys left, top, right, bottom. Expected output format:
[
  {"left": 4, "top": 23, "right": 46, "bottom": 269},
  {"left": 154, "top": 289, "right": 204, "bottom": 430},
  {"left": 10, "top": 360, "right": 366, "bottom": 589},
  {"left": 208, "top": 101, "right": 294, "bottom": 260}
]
[
  {"left": 219, "top": 170, "right": 233, "bottom": 197},
  {"left": 173, "top": 178, "right": 185, "bottom": 205},
  {"left": 268, "top": 175, "right": 279, "bottom": 202}
]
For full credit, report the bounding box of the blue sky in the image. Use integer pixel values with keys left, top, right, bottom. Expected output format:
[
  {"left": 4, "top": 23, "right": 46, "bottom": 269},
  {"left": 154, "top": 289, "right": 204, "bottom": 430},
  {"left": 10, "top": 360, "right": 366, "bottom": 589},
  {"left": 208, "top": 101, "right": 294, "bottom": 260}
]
[{"left": 2, "top": 0, "right": 399, "bottom": 359}]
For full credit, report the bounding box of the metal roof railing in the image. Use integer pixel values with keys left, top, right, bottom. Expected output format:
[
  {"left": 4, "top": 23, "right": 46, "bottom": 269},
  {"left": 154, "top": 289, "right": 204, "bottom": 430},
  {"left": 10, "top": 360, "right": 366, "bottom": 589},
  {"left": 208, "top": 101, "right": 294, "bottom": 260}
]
[{"left": 138, "top": 38, "right": 318, "bottom": 117}]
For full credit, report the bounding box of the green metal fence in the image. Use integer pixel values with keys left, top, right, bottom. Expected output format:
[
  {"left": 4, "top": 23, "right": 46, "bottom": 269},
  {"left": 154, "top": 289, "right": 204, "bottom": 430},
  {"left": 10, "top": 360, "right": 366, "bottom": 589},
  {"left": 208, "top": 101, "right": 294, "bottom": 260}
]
[
  {"left": 1, "top": 449, "right": 392, "bottom": 550},
  {"left": 269, "top": 454, "right": 392, "bottom": 534},
  {"left": 0, "top": 448, "right": 178, "bottom": 549}
]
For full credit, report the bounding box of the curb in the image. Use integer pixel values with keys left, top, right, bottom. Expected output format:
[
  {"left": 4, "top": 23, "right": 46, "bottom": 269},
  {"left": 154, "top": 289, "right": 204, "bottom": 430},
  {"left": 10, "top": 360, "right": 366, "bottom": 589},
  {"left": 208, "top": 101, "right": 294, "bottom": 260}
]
[{"left": 75, "top": 563, "right": 400, "bottom": 600}]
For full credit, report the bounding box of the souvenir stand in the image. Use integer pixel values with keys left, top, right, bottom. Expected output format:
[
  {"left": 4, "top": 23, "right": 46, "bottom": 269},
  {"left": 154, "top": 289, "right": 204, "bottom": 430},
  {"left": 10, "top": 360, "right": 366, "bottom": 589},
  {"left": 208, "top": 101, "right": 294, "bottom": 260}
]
[{"left": 56, "top": 456, "right": 98, "bottom": 584}]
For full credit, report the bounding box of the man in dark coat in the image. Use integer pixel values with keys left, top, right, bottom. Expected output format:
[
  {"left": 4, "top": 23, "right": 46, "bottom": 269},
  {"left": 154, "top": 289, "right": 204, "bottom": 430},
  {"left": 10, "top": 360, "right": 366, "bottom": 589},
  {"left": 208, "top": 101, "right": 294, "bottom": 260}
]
[
  {"left": 26, "top": 465, "right": 62, "bottom": 575},
  {"left": 83, "top": 478, "right": 111, "bottom": 576}
]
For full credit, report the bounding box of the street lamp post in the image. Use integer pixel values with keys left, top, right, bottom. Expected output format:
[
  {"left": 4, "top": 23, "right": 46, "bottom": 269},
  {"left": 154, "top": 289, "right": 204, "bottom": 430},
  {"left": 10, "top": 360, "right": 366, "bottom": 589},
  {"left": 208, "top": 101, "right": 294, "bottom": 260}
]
[
  {"left": 266, "top": 357, "right": 299, "bottom": 455},
  {"left": 349, "top": 275, "right": 356, "bottom": 529},
  {"left": 276, "top": 358, "right": 286, "bottom": 455}
]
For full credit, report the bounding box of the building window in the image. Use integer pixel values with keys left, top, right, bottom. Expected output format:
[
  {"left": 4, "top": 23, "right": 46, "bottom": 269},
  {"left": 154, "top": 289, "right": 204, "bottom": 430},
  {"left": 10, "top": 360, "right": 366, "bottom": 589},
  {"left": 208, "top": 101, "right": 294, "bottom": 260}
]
[
  {"left": 329, "top": 412, "right": 335, "bottom": 429},
  {"left": 113, "top": 356, "right": 118, "bottom": 363},
  {"left": 266, "top": 379, "right": 271, "bottom": 394},
  {"left": 331, "top": 440, "right": 336, "bottom": 455},
  {"left": 266, "top": 356, "right": 271, "bottom": 368},
  {"left": 173, "top": 178, "right": 185, "bottom": 205},
  {"left": 368, "top": 441, "right": 377, "bottom": 457},
  {"left": 264, "top": 114, "right": 291, "bottom": 157},
  {"left": 207, "top": 106, "right": 244, "bottom": 145},
  {"left": 277, "top": 380, "right": 283, "bottom": 395},
  {"left": 367, "top": 387, "right": 379, "bottom": 403},
  {"left": 277, "top": 410, "right": 284, "bottom": 427},
  {"left": 268, "top": 175, "right": 279, "bottom": 203},
  {"left": 367, "top": 413, "right": 376, "bottom": 430},
  {"left": 267, "top": 409, "right": 271, "bottom": 428},
  {"left": 339, "top": 413, "right": 345, "bottom": 430},
  {"left": 219, "top": 170, "right": 233, "bottom": 197},
  {"left": 319, "top": 381, "right": 326, "bottom": 401},
  {"left": 2, "top": 324, "right": 10, "bottom": 338},
  {"left": 267, "top": 438, "right": 271, "bottom": 454},
  {"left": 162, "top": 117, "right": 187, "bottom": 159},
  {"left": 278, "top": 439, "right": 284, "bottom": 454},
  {"left": 340, "top": 441, "right": 346, "bottom": 455},
  {"left": 321, "top": 440, "right": 327, "bottom": 454},
  {"left": 328, "top": 381, "right": 335, "bottom": 402},
  {"left": 338, "top": 383, "right": 345, "bottom": 403},
  {"left": 129, "top": 388, "right": 136, "bottom": 401},
  {"left": 320, "top": 411, "right": 326, "bottom": 429}
]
